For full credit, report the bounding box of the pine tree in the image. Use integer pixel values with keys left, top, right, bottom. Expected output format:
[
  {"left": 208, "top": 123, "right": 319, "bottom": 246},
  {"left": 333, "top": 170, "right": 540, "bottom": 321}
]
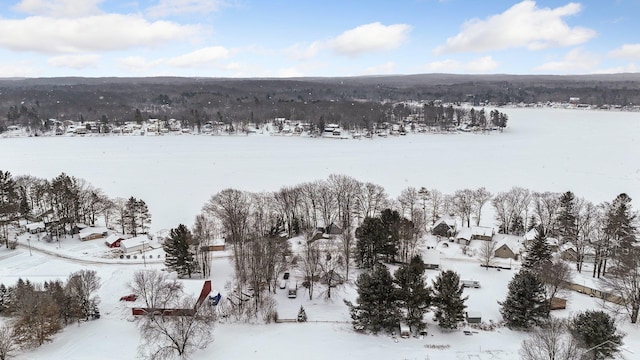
[
  {"left": 394, "top": 255, "right": 431, "bottom": 332},
  {"left": 605, "top": 193, "right": 636, "bottom": 251},
  {"left": 569, "top": 310, "right": 623, "bottom": 360},
  {"left": 557, "top": 191, "right": 577, "bottom": 243},
  {"left": 431, "top": 270, "right": 467, "bottom": 329},
  {"left": 164, "top": 224, "right": 198, "bottom": 278},
  {"left": 499, "top": 270, "right": 548, "bottom": 329},
  {"left": 523, "top": 225, "right": 552, "bottom": 272},
  {"left": 344, "top": 264, "right": 401, "bottom": 333}
]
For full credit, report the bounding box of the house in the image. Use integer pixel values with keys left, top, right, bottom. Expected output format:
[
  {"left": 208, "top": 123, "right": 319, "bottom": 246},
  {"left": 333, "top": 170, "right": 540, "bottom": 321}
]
[
  {"left": 104, "top": 234, "right": 124, "bottom": 248},
  {"left": 120, "top": 235, "right": 151, "bottom": 253},
  {"left": 470, "top": 226, "right": 494, "bottom": 241},
  {"left": 431, "top": 215, "right": 457, "bottom": 237},
  {"left": 493, "top": 235, "right": 524, "bottom": 260},
  {"left": 423, "top": 250, "right": 441, "bottom": 270},
  {"left": 325, "top": 222, "right": 343, "bottom": 236},
  {"left": 25, "top": 222, "right": 46, "bottom": 234},
  {"left": 456, "top": 227, "right": 472, "bottom": 245},
  {"left": 200, "top": 238, "right": 226, "bottom": 252},
  {"left": 320, "top": 270, "right": 345, "bottom": 286},
  {"left": 78, "top": 227, "right": 109, "bottom": 241}
]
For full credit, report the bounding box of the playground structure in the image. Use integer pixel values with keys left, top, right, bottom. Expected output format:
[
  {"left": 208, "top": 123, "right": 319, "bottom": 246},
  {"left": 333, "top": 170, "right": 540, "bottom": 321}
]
[{"left": 131, "top": 280, "right": 213, "bottom": 316}]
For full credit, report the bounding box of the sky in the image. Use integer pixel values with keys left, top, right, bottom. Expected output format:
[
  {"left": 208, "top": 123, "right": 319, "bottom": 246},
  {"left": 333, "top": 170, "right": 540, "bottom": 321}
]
[{"left": 0, "top": 0, "right": 639, "bottom": 78}]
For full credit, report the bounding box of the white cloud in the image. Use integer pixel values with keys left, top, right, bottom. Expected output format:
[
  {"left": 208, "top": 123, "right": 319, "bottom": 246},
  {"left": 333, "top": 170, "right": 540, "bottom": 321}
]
[
  {"left": 609, "top": 44, "right": 640, "bottom": 60},
  {"left": 165, "top": 46, "right": 232, "bottom": 67},
  {"left": 423, "top": 56, "right": 498, "bottom": 73},
  {"left": 592, "top": 63, "right": 639, "bottom": 74},
  {"left": 363, "top": 61, "right": 396, "bottom": 75},
  {"left": 327, "top": 22, "right": 411, "bottom": 57},
  {"left": 285, "top": 42, "right": 322, "bottom": 61},
  {"left": 147, "top": 0, "right": 222, "bottom": 18},
  {"left": 0, "top": 15, "right": 199, "bottom": 54},
  {"left": 118, "top": 56, "right": 162, "bottom": 74},
  {"left": 434, "top": 1, "right": 595, "bottom": 54},
  {"left": 47, "top": 54, "right": 99, "bottom": 69},
  {"left": 533, "top": 48, "right": 599, "bottom": 73},
  {"left": 13, "top": 0, "right": 103, "bottom": 18}
]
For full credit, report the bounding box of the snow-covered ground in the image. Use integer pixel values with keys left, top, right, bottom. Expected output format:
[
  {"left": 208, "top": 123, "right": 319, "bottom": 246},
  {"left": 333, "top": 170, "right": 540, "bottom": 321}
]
[
  {"left": 1, "top": 107, "right": 638, "bottom": 233},
  {"left": 1, "top": 107, "right": 639, "bottom": 359}
]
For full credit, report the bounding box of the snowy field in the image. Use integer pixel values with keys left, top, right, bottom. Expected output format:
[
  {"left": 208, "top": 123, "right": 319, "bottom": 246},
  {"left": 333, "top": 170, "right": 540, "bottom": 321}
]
[
  {"left": 0, "top": 107, "right": 639, "bottom": 359},
  {"left": 0, "top": 107, "right": 638, "bottom": 233}
]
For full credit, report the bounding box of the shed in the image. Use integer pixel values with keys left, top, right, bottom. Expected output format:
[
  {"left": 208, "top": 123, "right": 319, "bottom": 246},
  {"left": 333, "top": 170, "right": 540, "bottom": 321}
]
[
  {"left": 79, "top": 227, "right": 109, "bottom": 241},
  {"left": 423, "top": 250, "right": 441, "bottom": 270},
  {"left": 25, "top": 222, "right": 46, "bottom": 234},
  {"left": 399, "top": 322, "right": 410, "bottom": 338},
  {"left": 550, "top": 297, "right": 567, "bottom": 310},
  {"left": 104, "top": 234, "right": 124, "bottom": 248},
  {"left": 494, "top": 243, "right": 517, "bottom": 259},
  {"left": 120, "top": 235, "right": 150, "bottom": 253},
  {"left": 466, "top": 311, "right": 482, "bottom": 324}
]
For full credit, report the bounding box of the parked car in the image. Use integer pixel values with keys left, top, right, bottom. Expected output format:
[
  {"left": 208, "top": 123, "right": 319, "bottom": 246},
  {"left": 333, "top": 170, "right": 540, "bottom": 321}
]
[
  {"left": 120, "top": 294, "right": 138, "bottom": 301},
  {"left": 283, "top": 272, "right": 290, "bottom": 280},
  {"left": 279, "top": 279, "right": 287, "bottom": 289}
]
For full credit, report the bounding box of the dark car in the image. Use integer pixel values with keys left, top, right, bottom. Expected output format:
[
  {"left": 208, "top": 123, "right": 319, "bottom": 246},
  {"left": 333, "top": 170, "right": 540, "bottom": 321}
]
[
  {"left": 283, "top": 272, "right": 290, "bottom": 280},
  {"left": 120, "top": 294, "right": 138, "bottom": 301}
]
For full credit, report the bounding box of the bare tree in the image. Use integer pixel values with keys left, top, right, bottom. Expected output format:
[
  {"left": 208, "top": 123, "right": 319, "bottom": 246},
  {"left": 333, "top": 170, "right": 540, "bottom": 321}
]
[
  {"left": 426, "top": 189, "right": 444, "bottom": 225},
  {"left": 532, "top": 192, "right": 561, "bottom": 236},
  {"left": 472, "top": 187, "right": 492, "bottom": 226},
  {"left": 539, "top": 260, "right": 573, "bottom": 316},
  {"left": 66, "top": 270, "right": 101, "bottom": 321},
  {"left": 128, "top": 270, "right": 184, "bottom": 308},
  {"left": 137, "top": 296, "right": 215, "bottom": 360},
  {"left": 316, "top": 180, "right": 336, "bottom": 229},
  {"left": 299, "top": 232, "right": 321, "bottom": 300},
  {"left": 453, "top": 189, "right": 474, "bottom": 227},
  {"left": 356, "top": 182, "right": 388, "bottom": 219},
  {"left": 519, "top": 317, "right": 583, "bottom": 360},
  {"left": 0, "top": 325, "right": 16, "bottom": 360},
  {"left": 600, "top": 249, "right": 640, "bottom": 323},
  {"left": 328, "top": 174, "right": 361, "bottom": 231},
  {"left": 192, "top": 214, "right": 216, "bottom": 278},
  {"left": 341, "top": 224, "right": 355, "bottom": 281},
  {"left": 479, "top": 240, "right": 498, "bottom": 269},
  {"left": 574, "top": 200, "right": 599, "bottom": 273},
  {"left": 317, "top": 238, "right": 345, "bottom": 300},
  {"left": 493, "top": 187, "right": 531, "bottom": 234}
]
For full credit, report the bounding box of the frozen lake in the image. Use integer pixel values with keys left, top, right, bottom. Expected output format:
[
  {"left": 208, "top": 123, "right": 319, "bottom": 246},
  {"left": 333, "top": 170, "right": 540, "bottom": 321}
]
[{"left": 1, "top": 107, "right": 638, "bottom": 232}]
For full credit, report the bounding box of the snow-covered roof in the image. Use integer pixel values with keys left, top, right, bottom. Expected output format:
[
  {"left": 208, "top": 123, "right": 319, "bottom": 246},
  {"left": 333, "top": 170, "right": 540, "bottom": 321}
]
[
  {"left": 456, "top": 227, "right": 472, "bottom": 240},
  {"left": 471, "top": 226, "right": 494, "bottom": 237},
  {"left": 433, "top": 215, "right": 457, "bottom": 228},
  {"left": 104, "top": 234, "right": 123, "bottom": 245},
  {"left": 524, "top": 228, "right": 538, "bottom": 241},
  {"left": 25, "top": 222, "right": 45, "bottom": 230},
  {"left": 79, "top": 226, "right": 109, "bottom": 239},
  {"left": 120, "top": 235, "right": 150, "bottom": 249},
  {"left": 493, "top": 234, "right": 525, "bottom": 254}
]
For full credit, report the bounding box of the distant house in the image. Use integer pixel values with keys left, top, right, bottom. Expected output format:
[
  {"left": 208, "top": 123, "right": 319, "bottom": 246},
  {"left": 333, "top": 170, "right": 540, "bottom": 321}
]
[
  {"left": 423, "top": 250, "right": 441, "bottom": 270},
  {"left": 470, "top": 226, "right": 494, "bottom": 241},
  {"left": 78, "top": 227, "right": 109, "bottom": 241},
  {"left": 120, "top": 235, "right": 151, "bottom": 253},
  {"left": 325, "top": 223, "right": 343, "bottom": 236},
  {"left": 25, "top": 222, "right": 46, "bottom": 234},
  {"left": 431, "top": 215, "right": 457, "bottom": 237},
  {"left": 200, "top": 238, "right": 226, "bottom": 252},
  {"left": 493, "top": 235, "right": 524, "bottom": 260},
  {"left": 104, "top": 234, "right": 124, "bottom": 248}
]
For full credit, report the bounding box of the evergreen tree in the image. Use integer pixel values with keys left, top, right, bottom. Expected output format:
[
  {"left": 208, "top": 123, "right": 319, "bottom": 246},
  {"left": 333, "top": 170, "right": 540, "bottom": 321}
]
[
  {"left": 0, "top": 170, "right": 19, "bottom": 248},
  {"left": 380, "top": 209, "right": 401, "bottom": 263},
  {"left": 605, "top": 193, "right": 636, "bottom": 251},
  {"left": 557, "top": 191, "right": 577, "bottom": 243},
  {"left": 164, "top": 224, "right": 198, "bottom": 278},
  {"left": 569, "top": 310, "right": 623, "bottom": 360},
  {"left": 527, "top": 214, "right": 538, "bottom": 232},
  {"left": 510, "top": 214, "right": 525, "bottom": 235},
  {"left": 355, "top": 217, "right": 386, "bottom": 268},
  {"left": 499, "top": 270, "right": 548, "bottom": 329},
  {"left": 431, "top": 270, "right": 467, "bottom": 329},
  {"left": 394, "top": 255, "right": 431, "bottom": 332},
  {"left": 523, "top": 225, "right": 552, "bottom": 272},
  {"left": 344, "top": 264, "right": 401, "bottom": 333}
]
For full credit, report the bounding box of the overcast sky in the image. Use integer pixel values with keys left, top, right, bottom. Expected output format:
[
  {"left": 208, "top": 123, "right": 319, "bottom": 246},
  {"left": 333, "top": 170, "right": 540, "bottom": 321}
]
[{"left": 1, "top": 0, "right": 638, "bottom": 78}]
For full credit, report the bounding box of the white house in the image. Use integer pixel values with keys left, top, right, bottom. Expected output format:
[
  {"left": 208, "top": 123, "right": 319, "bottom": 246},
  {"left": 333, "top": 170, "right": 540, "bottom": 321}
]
[
  {"left": 423, "top": 249, "right": 441, "bottom": 270},
  {"left": 120, "top": 235, "right": 151, "bottom": 253}
]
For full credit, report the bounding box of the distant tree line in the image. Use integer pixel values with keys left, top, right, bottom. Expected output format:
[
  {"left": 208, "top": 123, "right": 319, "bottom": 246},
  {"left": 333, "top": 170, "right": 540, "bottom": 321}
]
[{"left": 0, "top": 170, "right": 151, "bottom": 248}]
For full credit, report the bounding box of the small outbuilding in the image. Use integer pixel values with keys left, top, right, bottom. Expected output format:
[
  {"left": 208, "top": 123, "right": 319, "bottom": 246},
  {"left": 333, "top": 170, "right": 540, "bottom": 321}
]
[
  {"left": 105, "top": 234, "right": 124, "bottom": 248},
  {"left": 423, "top": 250, "right": 441, "bottom": 270},
  {"left": 465, "top": 311, "right": 482, "bottom": 324},
  {"left": 120, "top": 235, "right": 151, "bottom": 253}
]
